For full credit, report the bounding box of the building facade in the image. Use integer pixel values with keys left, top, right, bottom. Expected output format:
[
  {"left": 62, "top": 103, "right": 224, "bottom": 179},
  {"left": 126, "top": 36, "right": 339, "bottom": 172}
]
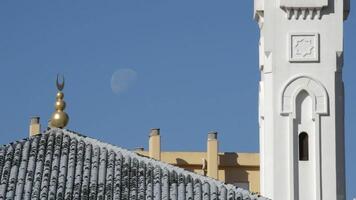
[
  {"left": 254, "top": 0, "right": 350, "bottom": 199},
  {"left": 136, "top": 130, "right": 260, "bottom": 193}
]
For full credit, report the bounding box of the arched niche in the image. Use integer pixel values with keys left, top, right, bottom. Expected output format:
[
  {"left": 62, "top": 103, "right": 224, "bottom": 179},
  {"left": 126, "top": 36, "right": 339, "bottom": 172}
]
[
  {"left": 281, "top": 76, "right": 329, "bottom": 117},
  {"left": 280, "top": 76, "right": 326, "bottom": 199}
]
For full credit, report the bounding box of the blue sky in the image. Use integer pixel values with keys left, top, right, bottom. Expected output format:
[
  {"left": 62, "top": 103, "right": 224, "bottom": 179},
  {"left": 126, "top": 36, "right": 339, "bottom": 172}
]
[{"left": 0, "top": 1, "right": 355, "bottom": 198}]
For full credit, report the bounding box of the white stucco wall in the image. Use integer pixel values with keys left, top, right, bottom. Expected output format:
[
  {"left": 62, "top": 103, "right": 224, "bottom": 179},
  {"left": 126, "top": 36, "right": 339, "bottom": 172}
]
[{"left": 254, "top": 0, "right": 348, "bottom": 199}]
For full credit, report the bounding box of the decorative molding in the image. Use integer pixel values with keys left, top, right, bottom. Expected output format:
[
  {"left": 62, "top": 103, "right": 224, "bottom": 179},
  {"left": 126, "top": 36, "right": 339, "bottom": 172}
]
[
  {"left": 336, "top": 51, "right": 344, "bottom": 71},
  {"left": 284, "top": 7, "right": 322, "bottom": 20},
  {"left": 289, "top": 33, "right": 319, "bottom": 62},
  {"left": 254, "top": 0, "right": 264, "bottom": 28},
  {"left": 264, "top": 51, "right": 273, "bottom": 73},
  {"left": 281, "top": 76, "right": 329, "bottom": 116},
  {"left": 280, "top": 0, "right": 327, "bottom": 20}
]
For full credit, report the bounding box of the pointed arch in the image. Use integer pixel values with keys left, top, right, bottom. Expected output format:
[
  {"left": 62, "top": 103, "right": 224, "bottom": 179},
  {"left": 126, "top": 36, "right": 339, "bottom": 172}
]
[{"left": 281, "top": 76, "right": 329, "bottom": 116}]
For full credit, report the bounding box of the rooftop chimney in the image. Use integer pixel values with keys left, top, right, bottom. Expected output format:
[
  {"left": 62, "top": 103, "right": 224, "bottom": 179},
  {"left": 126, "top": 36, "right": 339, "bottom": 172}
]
[
  {"left": 207, "top": 131, "right": 219, "bottom": 179},
  {"left": 29, "top": 116, "right": 41, "bottom": 136},
  {"left": 149, "top": 128, "right": 161, "bottom": 160}
]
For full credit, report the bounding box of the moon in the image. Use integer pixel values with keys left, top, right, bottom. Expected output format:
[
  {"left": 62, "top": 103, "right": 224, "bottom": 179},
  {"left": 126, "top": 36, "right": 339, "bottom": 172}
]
[{"left": 111, "top": 68, "right": 138, "bottom": 94}]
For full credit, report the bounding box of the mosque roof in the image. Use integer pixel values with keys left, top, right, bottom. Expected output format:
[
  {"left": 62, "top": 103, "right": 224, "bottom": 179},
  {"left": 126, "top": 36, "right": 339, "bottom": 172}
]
[{"left": 0, "top": 128, "right": 267, "bottom": 200}]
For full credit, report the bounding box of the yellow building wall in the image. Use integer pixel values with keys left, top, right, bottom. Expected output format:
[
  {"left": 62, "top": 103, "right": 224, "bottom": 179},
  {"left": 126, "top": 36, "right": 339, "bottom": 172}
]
[{"left": 136, "top": 151, "right": 260, "bottom": 193}]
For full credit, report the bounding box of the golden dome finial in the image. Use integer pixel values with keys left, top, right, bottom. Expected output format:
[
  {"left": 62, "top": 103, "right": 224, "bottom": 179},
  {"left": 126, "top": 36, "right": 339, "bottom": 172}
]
[{"left": 50, "top": 74, "right": 69, "bottom": 128}]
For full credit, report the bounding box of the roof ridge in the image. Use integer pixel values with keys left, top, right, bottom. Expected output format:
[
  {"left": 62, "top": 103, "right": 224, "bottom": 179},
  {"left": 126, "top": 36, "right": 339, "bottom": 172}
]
[
  {"left": 56, "top": 128, "right": 262, "bottom": 198},
  {"left": 58, "top": 128, "right": 227, "bottom": 186},
  {"left": 0, "top": 128, "right": 267, "bottom": 199}
]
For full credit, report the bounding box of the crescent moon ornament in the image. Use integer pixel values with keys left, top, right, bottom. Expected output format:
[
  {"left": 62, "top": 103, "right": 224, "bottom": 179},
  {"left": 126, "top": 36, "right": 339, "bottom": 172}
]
[
  {"left": 56, "top": 74, "right": 65, "bottom": 91},
  {"left": 50, "top": 74, "right": 69, "bottom": 128}
]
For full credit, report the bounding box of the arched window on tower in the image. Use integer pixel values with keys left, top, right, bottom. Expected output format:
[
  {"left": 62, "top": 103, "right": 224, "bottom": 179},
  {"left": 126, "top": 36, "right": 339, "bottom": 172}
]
[{"left": 299, "top": 132, "right": 309, "bottom": 161}]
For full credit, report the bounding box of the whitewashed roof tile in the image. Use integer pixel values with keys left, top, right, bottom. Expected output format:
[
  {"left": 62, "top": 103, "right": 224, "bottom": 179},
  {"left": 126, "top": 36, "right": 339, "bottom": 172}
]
[{"left": 0, "top": 128, "right": 267, "bottom": 200}]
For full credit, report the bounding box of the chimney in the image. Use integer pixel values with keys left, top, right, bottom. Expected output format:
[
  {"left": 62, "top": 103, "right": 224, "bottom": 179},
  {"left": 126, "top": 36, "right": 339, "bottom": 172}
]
[
  {"left": 149, "top": 128, "right": 161, "bottom": 160},
  {"left": 207, "top": 131, "right": 219, "bottom": 179},
  {"left": 29, "top": 116, "right": 41, "bottom": 136}
]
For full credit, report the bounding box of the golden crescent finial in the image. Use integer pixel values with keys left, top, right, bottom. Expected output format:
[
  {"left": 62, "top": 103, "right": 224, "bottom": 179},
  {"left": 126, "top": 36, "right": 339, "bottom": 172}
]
[
  {"left": 50, "top": 74, "right": 69, "bottom": 128},
  {"left": 56, "top": 74, "right": 65, "bottom": 91}
]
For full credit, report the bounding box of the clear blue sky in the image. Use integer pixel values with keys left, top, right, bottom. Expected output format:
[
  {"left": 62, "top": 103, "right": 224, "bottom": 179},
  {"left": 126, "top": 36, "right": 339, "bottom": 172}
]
[{"left": 0, "top": 1, "right": 355, "bottom": 198}]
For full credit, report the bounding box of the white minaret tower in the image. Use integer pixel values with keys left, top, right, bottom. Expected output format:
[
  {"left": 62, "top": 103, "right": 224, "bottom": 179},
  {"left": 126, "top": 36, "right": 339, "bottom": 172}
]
[{"left": 254, "top": 0, "right": 350, "bottom": 199}]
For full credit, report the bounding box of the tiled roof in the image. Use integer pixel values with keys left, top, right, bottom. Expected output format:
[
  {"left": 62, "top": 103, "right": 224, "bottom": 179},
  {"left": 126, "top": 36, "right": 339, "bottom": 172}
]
[{"left": 0, "top": 128, "right": 267, "bottom": 200}]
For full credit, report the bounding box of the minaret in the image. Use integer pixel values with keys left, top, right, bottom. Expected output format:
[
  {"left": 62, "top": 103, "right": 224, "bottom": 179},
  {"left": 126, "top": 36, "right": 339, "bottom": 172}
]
[
  {"left": 254, "top": 0, "right": 349, "bottom": 199},
  {"left": 50, "top": 74, "right": 69, "bottom": 128}
]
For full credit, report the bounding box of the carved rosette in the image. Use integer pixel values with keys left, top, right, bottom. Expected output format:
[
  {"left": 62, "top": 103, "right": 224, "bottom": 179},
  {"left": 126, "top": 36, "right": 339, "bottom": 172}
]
[{"left": 289, "top": 33, "right": 319, "bottom": 62}]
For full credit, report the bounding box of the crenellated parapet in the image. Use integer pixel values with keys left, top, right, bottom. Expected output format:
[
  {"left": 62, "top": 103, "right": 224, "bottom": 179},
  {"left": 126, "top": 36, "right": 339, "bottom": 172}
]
[
  {"left": 280, "top": 0, "right": 328, "bottom": 20},
  {"left": 254, "top": 0, "right": 350, "bottom": 24}
]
